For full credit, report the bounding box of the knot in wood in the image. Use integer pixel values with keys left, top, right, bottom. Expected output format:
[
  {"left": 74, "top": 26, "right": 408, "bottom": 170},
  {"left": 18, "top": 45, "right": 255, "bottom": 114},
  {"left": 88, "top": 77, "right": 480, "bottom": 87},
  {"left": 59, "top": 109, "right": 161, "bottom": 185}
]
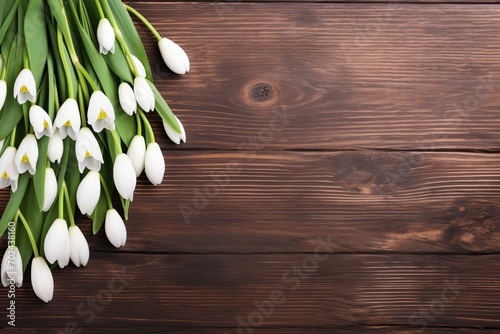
[{"left": 251, "top": 83, "right": 273, "bottom": 102}]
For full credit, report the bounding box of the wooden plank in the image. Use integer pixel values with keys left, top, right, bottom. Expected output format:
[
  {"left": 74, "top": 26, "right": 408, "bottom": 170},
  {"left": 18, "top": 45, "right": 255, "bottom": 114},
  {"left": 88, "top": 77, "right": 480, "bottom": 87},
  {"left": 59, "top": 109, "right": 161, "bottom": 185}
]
[
  {"left": 1, "top": 253, "right": 498, "bottom": 329},
  {"left": 124, "top": 3, "right": 500, "bottom": 150},
  {"left": 15, "top": 150, "right": 496, "bottom": 254}
]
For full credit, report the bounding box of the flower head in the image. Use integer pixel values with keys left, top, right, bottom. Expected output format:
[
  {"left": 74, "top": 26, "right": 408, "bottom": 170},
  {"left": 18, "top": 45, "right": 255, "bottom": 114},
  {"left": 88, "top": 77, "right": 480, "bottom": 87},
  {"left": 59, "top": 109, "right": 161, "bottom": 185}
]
[
  {"left": 44, "top": 218, "right": 70, "bottom": 268},
  {"left": 13, "top": 69, "right": 36, "bottom": 104},
  {"left": 87, "top": 91, "right": 115, "bottom": 132},
  {"left": 43, "top": 167, "right": 58, "bottom": 212},
  {"left": 54, "top": 98, "right": 81, "bottom": 140},
  {"left": 97, "top": 18, "right": 115, "bottom": 55},
  {"left": 105, "top": 209, "right": 126, "bottom": 248},
  {"left": 145, "top": 142, "right": 165, "bottom": 185},
  {"left": 1, "top": 246, "right": 23, "bottom": 288},
  {"left": 75, "top": 127, "right": 104, "bottom": 173},
  {"left": 29, "top": 105, "right": 53, "bottom": 139},
  {"left": 127, "top": 135, "right": 146, "bottom": 177},
  {"left": 132, "top": 55, "right": 146, "bottom": 78},
  {"left": 163, "top": 116, "right": 186, "bottom": 145},
  {"left": 113, "top": 153, "right": 136, "bottom": 201},
  {"left": 0, "top": 147, "right": 19, "bottom": 192},
  {"left": 31, "top": 257, "right": 53, "bottom": 303},
  {"left": 158, "top": 38, "right": 190, "bottom": 75},
  {"left": 76, "top": 170, "right": 100, "bottom": 215},
  {"left": 14, "top": 134, "right": 38, "bottom": 175},
  {"left": 133, "top": 77, "right": 155, "bottom": 112},
  {"left": 118, "top": 82, "right": 136, "bottom": 116},
  {"left": 0, "top": 80, "right": 6, "bottom": 110},
  {"left": 69, "top": 226, "right": 89, "bottom": 267},
  {"left": 48, "top": 129, "right": 63, "bottom": 163}
]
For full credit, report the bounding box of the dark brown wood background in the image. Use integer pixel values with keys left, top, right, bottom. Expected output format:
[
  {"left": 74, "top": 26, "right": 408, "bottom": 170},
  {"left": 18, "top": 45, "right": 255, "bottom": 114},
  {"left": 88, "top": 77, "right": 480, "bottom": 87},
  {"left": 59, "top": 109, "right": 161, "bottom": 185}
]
[{"left": 3, "top": 0, "right": 500, "bottom": 333}]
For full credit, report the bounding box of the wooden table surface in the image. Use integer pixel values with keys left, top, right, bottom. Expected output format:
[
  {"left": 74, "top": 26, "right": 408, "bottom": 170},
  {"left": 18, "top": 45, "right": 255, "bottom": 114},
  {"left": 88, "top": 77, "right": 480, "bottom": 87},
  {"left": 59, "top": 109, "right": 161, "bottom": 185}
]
[{"left": 3, "top": 0, "right": 500, "bottom": 333}]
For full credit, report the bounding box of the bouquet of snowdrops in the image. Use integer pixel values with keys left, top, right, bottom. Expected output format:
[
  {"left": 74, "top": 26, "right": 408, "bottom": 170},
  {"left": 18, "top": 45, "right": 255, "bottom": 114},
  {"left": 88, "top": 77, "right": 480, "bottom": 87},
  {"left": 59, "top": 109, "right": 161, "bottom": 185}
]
[{"left": 0, "top": 0, "right": 189, "bottom": 302}]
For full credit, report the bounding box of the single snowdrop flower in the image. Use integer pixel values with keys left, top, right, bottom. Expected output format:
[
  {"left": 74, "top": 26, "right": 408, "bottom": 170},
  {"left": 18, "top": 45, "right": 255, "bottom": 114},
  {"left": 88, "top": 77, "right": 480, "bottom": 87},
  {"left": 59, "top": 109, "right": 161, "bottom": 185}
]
[
  {"left": 145, "top": 142, "right": 165, "bottom": 185},
  {"left": 113, "top": 153, "right": 136, "bottom": 201},
  {"left": 105, "top": 209, "right": 127, "bottom": 248},
  {"left": 75, "top": 127, "right": 104, "bottom": 173},
  {"left": 0, "top": 147, "right": 18, "bottom": 192},
  {"left": 43, "top": 167, "right": 58, "bottom": 212},
  {"left": 132, "top": 55, "right": 146, "bottom": 78},
  {"left": 14, "top": 134, "right": 38, "bottom": 175},
  {"left": 13, "top": 69, "right": 36, "bottom": 104},
  {"left": 76, "top": 171, "right": 100, "bottom": 215},
  {"left": 68, "top": 225, "right": 89, "bottom": 267},
  {"left": 29, "top": 105, "right": 53, "bottom": 139},
  {"left": 1, "top": 245, "right": 23, "bottom": 287},
  {"left": 158, "top": 38, "right": 190, "bottom": 75},
  {"left": 48, "top": 129, "right": 64, "bottom": 163},
  {"left": 87, "top": 91, "right": 115, "bottom": 132},
  {"left": 31, "top": 257, "right": 53, "bottom": 303},
  {"left": 97, "top": 18, "right": 115, "bottom": 55},
  {"left": 54, "top": 98, "right": 81, "bottom": 140},
  {"left": 127, "top": 135, "right": 146, "bottom": 177},
  {"left": 118, "top": 82, "right": 136, "bottom": 116},
  {"left": 44, "top": 219, "right": 70, "bottom": 268},
  {"left": 133, "top": 77, "right": 155, "bottom": 112},
  {"left": 163, "top": 116, "right": 186, "bottom": 145}
]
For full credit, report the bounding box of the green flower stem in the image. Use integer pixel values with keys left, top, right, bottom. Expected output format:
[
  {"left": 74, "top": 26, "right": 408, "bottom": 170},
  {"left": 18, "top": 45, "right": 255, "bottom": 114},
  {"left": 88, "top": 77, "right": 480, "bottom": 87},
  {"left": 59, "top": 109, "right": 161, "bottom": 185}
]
[
  {"left": 124, "top": 4, "right": 162, "bottom": 41},
  {"left": 9, "top": 126, "right": 16, "bottom": 147},
  {"left": 23, "top": 51, "right": 29, "bottom": 70},
  {"left": 75, "top": 63, "right": 99, "bottom": 92},
  {"left": 16, "top": 210, "right": 39, "bottom": 257},
  {"left": 135, "top": 111, "right": 142, "bottom": 137},
  {"left": 77, "top": 85, "right": 86, "bottom": 126},
  {"left": 95, "top": 0, "right": 105, "bottom": 19},
  {"left": 99, "top": 173, "right": 113, "bottom": 209},
  {"left": 62, "top": 181, "right": 76, "bottom": 226},
  {"left": 57, "top": 28, "right": 75, "bottom": 99},
  {"left": 110, "top": 130, "right": 123, "bottom": 154},
  {"left": 138, "top": 110, "right": 155, "bottom": 143},
  {"left": 58, "top": 184, "right": 64, "bottom": 219}
]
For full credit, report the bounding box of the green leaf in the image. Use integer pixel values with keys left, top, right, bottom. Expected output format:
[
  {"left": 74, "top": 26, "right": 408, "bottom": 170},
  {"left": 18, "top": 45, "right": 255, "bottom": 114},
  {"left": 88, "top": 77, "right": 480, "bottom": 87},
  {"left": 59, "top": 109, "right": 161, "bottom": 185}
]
[
  {"left": 147, "top": 79, "right": 181, "bottom": 133},
  {"left": 0, "top": 174, "right": 29, "bottom": 238},
  {"left": 91, "top": 192, "right": 108, "bottom": 234},
  {"left": 0, "top": 0, "right": 20, "bottom": 46},
  {"left": 33, "top": 137, "right": 49, "bottom": 211},
  {"left": 24, "top": 0, "right": 48, "bottom": 86}
]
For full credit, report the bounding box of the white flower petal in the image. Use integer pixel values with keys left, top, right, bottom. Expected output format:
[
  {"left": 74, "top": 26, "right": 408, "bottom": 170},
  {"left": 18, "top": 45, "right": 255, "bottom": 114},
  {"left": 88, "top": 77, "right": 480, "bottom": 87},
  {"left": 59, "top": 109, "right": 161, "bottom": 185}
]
[
  {"left": 31, "top": 257, "right": 53, "bottom": 303},
  {"left": 145, "top": 143, "right": 165, "bottom": 185}
]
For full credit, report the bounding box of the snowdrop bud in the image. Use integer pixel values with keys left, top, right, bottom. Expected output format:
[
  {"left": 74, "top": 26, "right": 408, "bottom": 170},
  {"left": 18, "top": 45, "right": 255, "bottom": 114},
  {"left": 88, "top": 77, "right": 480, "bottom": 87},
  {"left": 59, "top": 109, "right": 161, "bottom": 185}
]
[
  {"left": 48, "top": 130, "right": 64, "bottom": 163},
  {"left": 0, "top": 147, "right": 19, "bottom": 192},
  {"left": 69, "top": 226, "right": 89, "bottom": 267},
  {"left": 29, "top": 105, "right": 53, "bottom": 139},
  {"left": 113, "top": 153, "right": 136, "bottom": 201},
  {"left": 57, "top": 239, "right": 70, "bottom": 269},
  {"left": 13, "top": 69, "right": 36, "bottom": 104},
  {"left": 145, "top": 142, "right": 165, "bottom": 185},
  {"left": 163, "top": 116, "right": 186, "bottom": 145},
  {"left": 75, "top": 127, "right": 104, "bottom": 173},
  {"left": 54, "top": 98, "right": 81, "bottom": 140},
  {"left": 118, "top": 82, "right": 136, "bottom": 116},
  {"left": 76, "top": 171, "right": 100, "bottom": 215},
  {"left": 158, "top": 38, "right": 190, "bottom": 75},
  {"left": 132, "top": 55, "right": 146, "bottom": 78},
  {"left": 15, "top": 134, "right": 38, "bottom": 175},
  {"left": 133, "top": 77, "right": 155, "bottom": 112},
  {"left": 127, "top": 135, "right": 146, "bottom": 177},
  {"left": 44, "top": 219, "right": 70, "bottom": 266},
  {"left": 0, "top": 80, "right": 6, "bottom": 110},
  {"left": 43, "top": 167, "right": 58, "bottom": 212},
  {"left": 1, "top": 245, "right": 23, "bottom": 288},
  {"left": 87, "top": 91, "right": 115, "bottom": 132},
  {"left": 31, "top": 257, "right": 53, "bottom": 303},
  {"left": 97, "top": 18, "right": 115, "bottom": 55},
  {"left": 105, "top": 209, "right": 127, "bottom": 248}
]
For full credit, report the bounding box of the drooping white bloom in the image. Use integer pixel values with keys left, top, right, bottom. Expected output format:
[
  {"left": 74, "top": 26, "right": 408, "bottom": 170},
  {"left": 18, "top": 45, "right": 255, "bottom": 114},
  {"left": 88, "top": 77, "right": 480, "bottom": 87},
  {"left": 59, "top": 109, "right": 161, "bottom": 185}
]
[
  {"left": 58, "top": 238, "right": 70, "bottom": 269},
  {"left": 75, "top": 127, "right": 104, "bottom": 173},
  {"left": 69, "top": 225, "right": 89, "bottom": 267},
  {"left": 133, "top": 77, "right": 155, "bottom": 112},
  {"left": 118, "top": 82, "right": 136, "bottom": 116},
  {"left": 14, "top": 134, "right": 38, "bottom": 175},
  {"left": 163, "top": 116, "right": 186, "bottom": 145},
  {"left": 29, "top": 105, "right": 53, "bottom": 139},
  {"left": 158, "top": 38, "right": 190, "bottom": 75},
  {"left": 48, "top": 129, "right": 64, "bottom": 163},
  {"left": 76, "top": 170, "right": 100, "bottom": 215},
  {"left": 113, "top": 153, "right": 136, "bottom": 201},
  {"left": 0, "top": 147, "right": 19, "bottom": 192},
  {"left": 145, "top": 142, "right": 165, "bottom": 185},
  {"left": 31, "top": 257, "right": 53, "bottom": 303},
  {"left": 54, "top": 98, "right": 81, "bottom": 140},
  {"left": 97, "top": 18, "right": 115, "bottom": 55},
  {"left": 43, "top": 167, "right": 58, "bottom": 212},
  {"left": 0, "top": 80, "right": 6, "bottom": 110},
  {"left": 44, "top": 219, "right": 70, "bottom": 265},
  {"left": 105, "top": 209, "right": 127, "bottom": 248},
  {"left": 87, "top": 91, "right": 115, "bottom": 132},
  {"left": 1, "top": 246, "right": 23, "bottom": 288},
  {"left": 132, "top": 55, "right": 146, "bottom": 78},
  {"left": 13, "top": 69, "right": 36, "bottom": 104},
  {"left": 127, "top": 135, "right": 146, "bottom": 177}
]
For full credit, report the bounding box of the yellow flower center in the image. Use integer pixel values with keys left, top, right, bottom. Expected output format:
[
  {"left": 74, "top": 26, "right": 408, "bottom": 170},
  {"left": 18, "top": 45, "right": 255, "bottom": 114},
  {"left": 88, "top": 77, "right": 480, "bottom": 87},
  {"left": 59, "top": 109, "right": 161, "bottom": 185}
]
[
  {"left": 43, "top": 120, "right": 49, "bottom": 128},
  {"left": 98, "top": 109, "right": 108, "bottom": 120},
  {"left": 85, "top": 151, "right": 92, "bottom": 158},
  {"left": 64, "top": 120, "right": 72, "bottom": 127},
  {"left": 2, "top": 171, "right": 9, "bottom": 179},
  {"left": 22, "top": 154, "right": 30, "bottom": 163},
  {"left": 20, "top": 85, "right": 29, "bottom": 93}
]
